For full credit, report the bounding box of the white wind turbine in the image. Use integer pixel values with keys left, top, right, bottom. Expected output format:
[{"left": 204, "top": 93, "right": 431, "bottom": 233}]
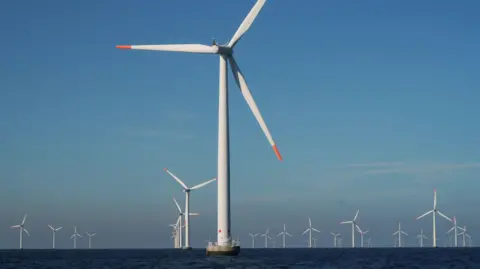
[
  {"left": 330, "top": 232, "right": 340, "bottom": 248},
  {"left": 393, "top": 222, "right": 408, "bottom": 247},
  {"left": 248, "top": 233, "right": 259, "bottom": 248},
  {"left": 260, "top": 228, "right": 272, "bottom": 248},
  {"left": 447, "top": 216, "right": 462, "bottom": 247},
  {"left": 165, "top": 169, "right": 214, "bottom": 250},
  {"left": 340, "top": 209, "right": 359, "bottom": 248},
  {"left": 117, "top": 0, "right": 282, "bottom": 255},
  {"left": 458, "top": 225, "right": 469, "bottom": 247},
  {"left": 169, "top": 220, "right": 180, "bottom": 248},
  {"left": 355, "top": 225, "right": 369, "bottom": 248},
  {"left": 416, "top": 228, "right": 428, "bottom": 247},
  {"left": 302, "top": 218, "right": 320, "bottom": 248},
  {"left": 416, "top": 189, "right": 452, "bottom": 247},
  {"left": 70, "top": 226, "right": 83, "bottom": 249},
  {"left": 312, "top": 237, "right": 318, "bottom": 248},
  {"left": 48, "top": 225, "right": 62, "bottom": 249},
  {"left": 85, "top": 232, "right": 97, "bottom": 249},
  {"left": 276, "top": 224, "right": 292, "bottom": 248},
  {"left": 11, "top": 213, "right": 29, "bottom": 249},
  {"left": 171, "top": 196, "right": 198, "bottom": 249}
]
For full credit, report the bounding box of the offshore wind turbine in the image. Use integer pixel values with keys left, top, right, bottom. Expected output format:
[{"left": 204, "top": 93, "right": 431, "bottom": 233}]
[
  {"left": 260, "top": 228, "right": 272, "bottom": 248},
  {"left": 10, "top": 213, "right": 29, "bottom": 250},
  {"left": 70, "top": 226, "right": 83, "bottom": 249},
  {"left": 116, "top": 0, "right": 282, "bottom": 256},
  {"left": 355, "top": 225, "right": 369, "bottom": 248},
  {"left": 340, "top": 209, "right": 359, "bottom": 248},
  {"left": 312, "top": 237, "right": 318, "bottom": 248},
  {"left": 447, "top": 216, "right": 461, "bottom": 247},
  {"left": 248, "top": 233, "right": 259, "bottom": 248},
  {"left": 276, "top": 224, "right": 292, "bottom": 248},
  {"left": 331, "top": 232, "right": 340, "bottom": 247},
  {"left": 85, "top": 232, "right": 97, "bottom": 249},
  {"left": 458, "top": 225, "right": 469, "bottom": 247},
  {"left": 416, "top": 189, "right": 452, "bottom": 247},
  {"left": 165, "top": 170, "right": 213, "bottom": 250},
  {"left": 416, "top": 228, "right": 428, "bottom": 247},
  {"left": 302, "top": 218, "right": 320, "bottom": 248},
  {"left": 393, "top": 222, "right": 408, "bottom": 247},
  {"left": 48, "top": 225, "right": 62, "bottom": 249}
]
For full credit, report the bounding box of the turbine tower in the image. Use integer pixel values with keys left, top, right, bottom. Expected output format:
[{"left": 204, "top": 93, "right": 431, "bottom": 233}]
[
  {"left": 340, "top": 209, "right": 359, "bottom": 248},
  {"left": 355, "top": 225, "right": 369, "bottom": 248},
  {"left": 393, "top": 222, "right": 408, "bottom": 247},
  {"left": 48, "top": 225, "right": 62, "bottom": 249},
  {"left": 70, "top": 226, "right": 82, "bottom": 249},
  {"left": 302, "top": 217, "right": 320, "bottom": 248},
  {"left": 416, "top": 189, "right": 452, "bottom": 247},
  {"left": 416, "top": 228, "right": 428, "bottom": 247},
  {"left": 330, "top": 232, "right": 340, "bottom": 247},
  {"left": 116, "top": 0, "right": 282, "bottom": 256},
  {"left": 260, "top": 228, "right": 272, "bottom": 248},
  {"left": 447, "top": 216, "right": 462, "bottom": 247},
  {"left": 10, "top": 213, "right": 29, "bottom": 250},
  {"left": 276, "top": 224, "right": 292, "bottom": 248},
  {"left": 248, "top": 233, "right": 259, "bottom": 248},
  {"left": 165, "top": 169, "right": 214, "bottom": 250},
  {"left": 85, "top": 232, "right": 97, "bottom": 249}
]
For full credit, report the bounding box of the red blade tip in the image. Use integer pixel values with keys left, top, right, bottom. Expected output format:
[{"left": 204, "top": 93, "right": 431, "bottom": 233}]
[
  {"left": 116, "top": 45, "right": 132, "bottom": 49},
  {"left": 164, "top": 168, "right": 168, "bottom": 172},
  {"left": 272, "top": 144, "right": 283, "bottom": 161}
]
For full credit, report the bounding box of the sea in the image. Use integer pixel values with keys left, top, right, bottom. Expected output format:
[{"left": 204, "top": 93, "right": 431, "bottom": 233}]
[{"left": 0, "top": 248, "right": 479, "bottom": 269}]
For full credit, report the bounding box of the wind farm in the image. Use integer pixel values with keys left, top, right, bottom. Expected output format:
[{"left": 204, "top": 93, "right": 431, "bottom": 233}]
[{"left": 2, "top": 0, "right": 480, "bottom": 267}]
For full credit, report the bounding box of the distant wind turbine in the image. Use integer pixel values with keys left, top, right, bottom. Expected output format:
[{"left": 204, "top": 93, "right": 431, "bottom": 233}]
[
  {"left": 458, "top": 225, "right": 469, "bottom": 247},
  {"left": 330, "top": 232, "right": 340, "bottom": 247},
  {"left": 248, "top": 233, "right": 259, "bottom": 248},
  {"left": 447, "top": 216, "right": 461, "bottom": 247},
  {"left": 302, "top": 218, "right": 320, "bottom": 248},
  {"left": 312, "top": 237, "right": 318, "bottom": 248},
  {"left": 340, "top": 209, "right": 359, "bottom": 248},
  {"left": 48, "top": 225, "right": 62, "bottom": 249},
  {"left": 355, "top": 225, "right": 369, "bottom": 248},
  {"left": 260, "top": 228, "right": 272, "bottom": 248},
  {"left": 276, "top": 224, "right": 292, "bottom": 248},
  {"left": 70, "top": 226, "right": 83, "bottom": 249},
  {"left": 416, "top": 189, "right": 451, "bottom": 247},
  {"left": 171, "top": 196, "right": 199, "bottom": 249},
  {"left": 164, "top": 168, "right": 215, "bottom": 249},
  {"left": 416, "top": 228, "right": 428, "bottom": 247},
  {"left": 85, "top": 232, "right": 97, "bottom": 249},
  {"left": 393, "top": 222, "right": 408, "bottom": 247},
  {"left": 11, "top": 213, "right": 29, "bottom": 250}
]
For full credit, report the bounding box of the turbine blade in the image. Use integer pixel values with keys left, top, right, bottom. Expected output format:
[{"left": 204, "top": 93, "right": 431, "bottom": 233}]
[
  {"left": 11, "top": 225, "right": 20, "bottom": 228},
  {"left": 433, "top": 188, "right": 437, "bottom": 209},
  {"left": 286, "top": 232, "right": 292, "bottom": 237},
  {"left": 48, "top": 225, "right": 54, "bottom": 231},
  {"left": 355, "top": 225, "right": 362, "bottom": 233},
  {"left": 340, "top": 221, "right": 352, "bottom": 225},
  {"left": 70, "top": 234, "right": 75, "bottom": 239},
  {"left": 173, "top": 197, "right": 182, "bottom": 213},
  {"left": 447, "top": 227, "right": 454, "bottom": 234},
  {"left": 22, "top": 214, "right": 27, "bottom": 225},
  {"left": 312, "top": 228, "right": 320, "bottom": 233},
  {"left": 164, "top": 168, "right": 189, "bottom": 190},
  {"left": 393, "top": 231, "right": 399, "bottom": 235},
  {"left": 301, "top": 228, "right": 309, "bottom": 235},
  {"left": 308, "top": 218, "right": 312, "bottom": 227},
  {"left": 364, "top": 230, "right": 369, "bottom": 234},
  {"left": 402, "top": 231, "right": 408, "bottom": 236},
  {"left": 190, "top": 178, "right": 217, "bottom": 190},
  {"left": 457, "top": 226, "right": 466, "bottom": 231},
  {"left": 116, "top": 44, "right": 218, "bottom": 54},
  {"left": 229, "top": 56, "right": 282, "bottom": 161},
  {"left": 92, "top": 233, "right": 97, "bottom": 236},
  {"left": 189, "top": 213, "right": 200, "bottom": 216},
  {"left": 23, "top": 228, "right": 30, "bottom": 236},
  {"left": 56, "top": 227, "right": 63, "bottom": 231},
  {"left": 416, "top": 210, "right": 433, "bottom": 220},
  {"left": 276, "top": 232, "right": 283, "bottom": 236},
  {"left": 436, "top": 211, "right": 452, "bottom": 222},
  {"left": 228, "top": 0, "right": 267, "bottom": 48},
  {"left": 353, "top": 210, "right": 359, "bottom": 221}
]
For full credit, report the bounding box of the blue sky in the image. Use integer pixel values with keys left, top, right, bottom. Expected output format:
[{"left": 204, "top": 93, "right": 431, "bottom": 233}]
[{"left": 1, "top": 0, "right": 479, "bottom": 248}]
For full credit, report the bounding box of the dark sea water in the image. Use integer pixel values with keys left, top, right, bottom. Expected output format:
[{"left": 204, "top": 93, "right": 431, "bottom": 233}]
[{"left": 0, "top": 248, "right": 479, "bottom": 269}]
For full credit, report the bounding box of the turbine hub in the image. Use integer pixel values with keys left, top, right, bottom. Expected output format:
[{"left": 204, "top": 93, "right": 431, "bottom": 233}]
[{"left": 216, "top": 45, "right": 233, "bottom": 56}]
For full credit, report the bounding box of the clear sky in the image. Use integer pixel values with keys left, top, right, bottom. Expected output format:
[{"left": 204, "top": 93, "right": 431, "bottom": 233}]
[{"left": 1, "top": 0, "right": 479, "bottom": 249}]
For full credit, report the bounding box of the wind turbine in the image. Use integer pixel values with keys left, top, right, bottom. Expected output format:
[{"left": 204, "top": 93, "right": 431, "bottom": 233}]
[
  {"left": 312, "top": 237, "right": 318, "bottom": 248},
  {"left": 276, "top": 224, "right": 292, "bottom": 248},
  {"left": 169, "top": 218, "right": 180, "bottom": 248},
  {"left": 340, "top": 209, "right": 359, "bottom": 248},
  {"left": 416, "top": 228, "right": 428, "bottom": 247},
  {"left": 392, "top": 222, "right": 408, "bottom": 247},
  {"left": 70, "top": 226, "right": 83, "bottom": 249},
  {"left": 416, "top": 189, "right": 452, "bottom": 247},
  {"left": 330, "top": 232, "right": 340, "bottom": 248},
  {"left": 355, "top": 225, "right": 369, "bottom": 248},
  {"left": 164, "top": 168, "right": 215, "bottom": 250},
  {"left": 260, "top": 228, "right": 272, "bottom": 248},
  {"left": 85, "top": 232, "right": 97, "bottom": 249},
  {"left": 458, "top": 225, "right": 469, "bottom": 247},
  {"left": 10, "top": 213, "right": 29, "bottom": 250},
  {"left": 447, "top": 216, "right": 462, "bottom": 247},
  {"left": 248, "top": 233, "right": 259, "bottom": 248},
  {"left": 302, "top": 217, "right": 320, "bottom": 248},
  {"left": 117, "top": 0, "right": 282, "bottom": 256},
  {"left": 48, "top": 225, "right": 62, "bottom": 249}
]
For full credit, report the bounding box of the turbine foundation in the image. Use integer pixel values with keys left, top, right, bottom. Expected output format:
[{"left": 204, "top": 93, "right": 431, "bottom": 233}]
[{"left": 206, "top": 242, "right": 240, "bottom": 256}]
